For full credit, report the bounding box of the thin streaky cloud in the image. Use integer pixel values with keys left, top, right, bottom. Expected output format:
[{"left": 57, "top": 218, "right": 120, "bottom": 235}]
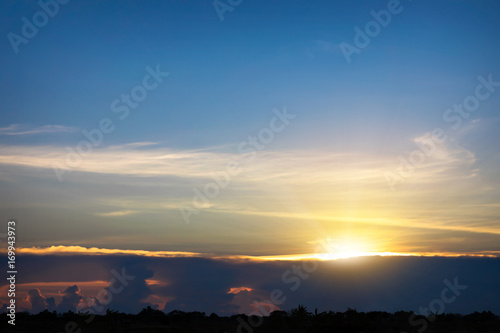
[
  {"left": 15, "top": 245, "right": 204, "bottom": 258},
  {"left": 200, "top": 208, "right": 500, "bottom": 236},
  {"left": 94, "top": 210, "right": 138, "bottom": 217},
  {"left": 0, "top": 141, "right": 479, "bottom": 186},
  {"left": 0, "top": 124, "right": 78, "bottom": 136},
  {"left": 108, "top": 142, "right": 160, "bottom": 149}
]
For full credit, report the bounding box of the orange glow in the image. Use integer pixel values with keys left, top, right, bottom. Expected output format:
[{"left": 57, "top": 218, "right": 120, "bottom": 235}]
[
  {"left": 0, "top": 280, "right": 109, "bottom": 298},
  {"left": 13, "top": 280, "right": 109, "bottom": 288},
  {"left": 141, "top": 294, "right": 173, "bottom": 311},
  {"left": 13, "top": 245, "right": 202, "bottom": 258},
  {"left": 145, "top": 279, "right": 169, "bottom": 286},
  {"left": 228, "top": 287, "right": 253, "bottom": 294}
]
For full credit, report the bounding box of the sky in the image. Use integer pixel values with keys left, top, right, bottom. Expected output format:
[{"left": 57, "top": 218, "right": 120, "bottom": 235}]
[{"left": 0, "top": 0, "right": 500, "bottom": 316}]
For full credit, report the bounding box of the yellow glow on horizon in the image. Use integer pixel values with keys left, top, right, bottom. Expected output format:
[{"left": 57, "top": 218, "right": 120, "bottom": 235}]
[
  {"left": 314, "top": 237, "right": 376, "bottom": 260},
  {"left": 5, "top": 245, "right": 500, "bottom": 261}
]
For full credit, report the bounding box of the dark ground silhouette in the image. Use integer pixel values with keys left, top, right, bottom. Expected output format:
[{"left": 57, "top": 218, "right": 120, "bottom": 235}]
[{"left": 2, "top": 305, "right": 500, "bottom": 333}]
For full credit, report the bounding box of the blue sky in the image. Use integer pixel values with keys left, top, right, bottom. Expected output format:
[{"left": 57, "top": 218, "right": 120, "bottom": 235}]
[
  {"left": 1, "top": 0, "right": 500, "bottom": 315},
  {"left": 1, "top": 0, "right": 500, "bottom": 253},
  {"left": 2, "top": 0, "right": 499, "bottom": 151}
]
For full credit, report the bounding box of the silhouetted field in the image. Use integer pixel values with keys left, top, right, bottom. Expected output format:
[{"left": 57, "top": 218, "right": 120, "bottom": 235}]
[{"left": 2, "top": 306, "right": 499, "bottom": 333}]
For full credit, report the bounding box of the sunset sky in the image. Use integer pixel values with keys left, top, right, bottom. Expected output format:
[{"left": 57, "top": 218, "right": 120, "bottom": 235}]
[{"left": 1, "top": 0, "right": 500, "bottom": 316}]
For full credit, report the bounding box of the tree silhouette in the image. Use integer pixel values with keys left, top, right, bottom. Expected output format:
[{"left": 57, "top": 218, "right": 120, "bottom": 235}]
[
  {"left": 289, "top": 304, "right": 312, "bottom": 320},
  {"left": 1, "top": 306, "right": 499, "bottom": 332}
]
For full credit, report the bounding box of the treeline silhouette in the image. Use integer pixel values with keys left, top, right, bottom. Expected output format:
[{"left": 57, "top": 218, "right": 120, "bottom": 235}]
[{"left": 2, "top": 305, "right": 499, "bottom": 332}]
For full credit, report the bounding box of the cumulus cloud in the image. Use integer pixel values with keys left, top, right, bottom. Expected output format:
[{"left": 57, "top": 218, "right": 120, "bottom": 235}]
[
  {"left": 22, "top": 288, "right": 57, "bottom": 314},
  {"left": 57, "top": 285, "right": 84, "bottom": 313},
  {"left": 25, "top": 289, "right": 48, "bottom": 313},
  {"left": 74, "top": 266, "right": 164, "bottom": 315},
  {"left": 2, "top": 255, "right": 500, "bottom": 315},
  {"left": 46, "top": 297, "right": 56, "bottom": 312},
  {"left": 229, "top": 288, "right": 280, "bottom": 315}
]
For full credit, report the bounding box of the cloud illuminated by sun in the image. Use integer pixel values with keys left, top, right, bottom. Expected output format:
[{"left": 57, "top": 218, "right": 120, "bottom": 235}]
[{"left": 227, "top": 287, "right": 253, "bottom": 294}]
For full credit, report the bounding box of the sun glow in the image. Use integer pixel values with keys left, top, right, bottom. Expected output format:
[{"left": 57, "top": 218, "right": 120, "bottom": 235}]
[{"left": 317, "top": 238, "right": 375, "bottom": 260}]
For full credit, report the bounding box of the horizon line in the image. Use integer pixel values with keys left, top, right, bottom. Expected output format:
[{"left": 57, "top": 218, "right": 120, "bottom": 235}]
[{"left": 8, "top": 245, "right": 500, "bottom": 261}]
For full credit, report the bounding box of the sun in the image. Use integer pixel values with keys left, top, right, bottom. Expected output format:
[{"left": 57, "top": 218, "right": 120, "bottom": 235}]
[{"left": 317, "top": 237, "right": 373, "bottom": 260}]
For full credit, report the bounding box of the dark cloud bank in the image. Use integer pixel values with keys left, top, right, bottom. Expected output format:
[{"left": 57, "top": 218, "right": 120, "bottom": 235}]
[{"left": 2, "top": 255, "right": 499, "bottom": 315}]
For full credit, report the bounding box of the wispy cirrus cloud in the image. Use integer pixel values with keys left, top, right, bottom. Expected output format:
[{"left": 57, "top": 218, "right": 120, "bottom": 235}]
[
  {"left": 0, "top": 141, "right": 476, "bottom": 185},
  {"left": 0, "top": 136, "right": 498, "bottom": 256},
  {"left": 94, "top": 210, "right": 138, "bottom": 217},
  {"left": 108, "top": 142, "right": 160, "bottom": 149},
  {"left": 0, "top": 124, "right": 78, "bottom": 136}
]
